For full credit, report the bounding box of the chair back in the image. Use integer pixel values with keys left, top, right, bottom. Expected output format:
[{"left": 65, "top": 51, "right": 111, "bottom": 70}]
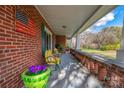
[{"left": 45, "top": 50, "right": 52, "bottom": 58}]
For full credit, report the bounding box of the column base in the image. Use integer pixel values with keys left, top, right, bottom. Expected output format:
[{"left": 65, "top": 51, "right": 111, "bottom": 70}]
[{"left": 116, "top": 49, "right": 124, "bottom": 61}]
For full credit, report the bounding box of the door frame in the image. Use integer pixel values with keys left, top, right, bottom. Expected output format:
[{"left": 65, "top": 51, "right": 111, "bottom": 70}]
[{"left": 45, "top": 26, "right": 52, "bottom": 50}]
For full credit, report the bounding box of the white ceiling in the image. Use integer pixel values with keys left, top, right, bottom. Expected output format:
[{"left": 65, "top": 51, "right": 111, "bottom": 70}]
[
  {"left": 36, "top": 5, "right": 116, "bottom": 38},
  {"left": 36, "top": 5, "right": 99, "bottom": 37}
]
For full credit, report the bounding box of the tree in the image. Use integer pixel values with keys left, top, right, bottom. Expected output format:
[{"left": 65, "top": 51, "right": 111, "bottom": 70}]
[{"left": 80, "top": 26, "right": 122, "bottom": 50}]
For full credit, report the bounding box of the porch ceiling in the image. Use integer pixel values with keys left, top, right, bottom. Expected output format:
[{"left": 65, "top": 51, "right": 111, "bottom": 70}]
[{"left": 35, "top": 5, "right": 116, "bottom": 38}]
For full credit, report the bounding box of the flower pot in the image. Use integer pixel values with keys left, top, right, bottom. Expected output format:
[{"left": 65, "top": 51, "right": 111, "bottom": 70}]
[{"left": 21, "top": 68, "right": 51, "bottom": 88}]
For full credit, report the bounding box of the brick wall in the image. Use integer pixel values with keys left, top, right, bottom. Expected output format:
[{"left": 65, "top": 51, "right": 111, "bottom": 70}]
[
  {"left": 0, "top": 5, "right": 55, "bottom": 88},
  {"left": 56, "top": 35, "right": 66, "bottom": 47},
  {"left": 70, "top": 49, "right": 124, "bottom": 88}
]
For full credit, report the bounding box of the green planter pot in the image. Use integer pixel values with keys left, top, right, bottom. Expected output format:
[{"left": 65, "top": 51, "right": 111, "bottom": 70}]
[{"left": 21, "top": 68, "right": 51, "bottom": 88}]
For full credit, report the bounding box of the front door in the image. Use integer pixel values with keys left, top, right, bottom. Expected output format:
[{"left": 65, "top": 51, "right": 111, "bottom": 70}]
[{"left": 41, "top": 23, "right": 46, "bottom": 57}]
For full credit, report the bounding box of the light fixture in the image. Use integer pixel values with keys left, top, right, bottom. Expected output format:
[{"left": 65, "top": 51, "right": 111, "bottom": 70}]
[{"left": 62, "top": 25, "right": 67, "bottom": 29}]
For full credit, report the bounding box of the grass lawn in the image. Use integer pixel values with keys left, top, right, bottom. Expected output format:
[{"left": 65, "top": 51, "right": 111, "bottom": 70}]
[{"left": 81, "top": 48, "right": 116, "bottom": 59}]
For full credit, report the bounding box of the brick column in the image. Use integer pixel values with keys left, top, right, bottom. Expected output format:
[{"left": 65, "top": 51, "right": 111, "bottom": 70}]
[
  {"left": 68, "top": 39, "right": 72, "bottom": 48},
  {"left": 75, "top": 34, "right": 81, "bottom": 50}
]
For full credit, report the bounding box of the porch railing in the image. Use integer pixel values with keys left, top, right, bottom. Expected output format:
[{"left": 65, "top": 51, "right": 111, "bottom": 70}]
[{"left": 70, "top": 49, "right": 124, "bottom": 88}]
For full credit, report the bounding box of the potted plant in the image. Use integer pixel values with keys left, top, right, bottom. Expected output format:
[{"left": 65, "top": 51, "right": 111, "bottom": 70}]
[
  {"left": 55, "top": 43, "right": 64, "bottom": 53},
  {"left": 21, "top": 65, "right": 51, "bottom": 88}
]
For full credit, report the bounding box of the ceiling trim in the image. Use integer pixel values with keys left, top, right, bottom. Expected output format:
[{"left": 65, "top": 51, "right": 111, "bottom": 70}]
[
  {"left": 71, "top": 5, "right": 117, "bottom": 38},
  {"left": 34, "top": 5, "right": 55, "bottom": 34},
  {"left": 71, "top": 5, "right": 101, "bottom": 38}
]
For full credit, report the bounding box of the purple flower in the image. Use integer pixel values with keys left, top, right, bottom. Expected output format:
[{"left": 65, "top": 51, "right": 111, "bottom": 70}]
[
  {"left": 42, "top": 65, "right": 46, "bottom": 71},
  {"left": 29, "top": 66, "right": 35, "bottom": 73},
  {"left": 28, "top": 65, "right": 47, "bottom": 74}
]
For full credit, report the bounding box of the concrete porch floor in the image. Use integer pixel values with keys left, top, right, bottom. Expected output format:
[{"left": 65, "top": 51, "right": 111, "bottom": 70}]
[{"left": 48, "top": 53, "right": 102, "bottom": 88}]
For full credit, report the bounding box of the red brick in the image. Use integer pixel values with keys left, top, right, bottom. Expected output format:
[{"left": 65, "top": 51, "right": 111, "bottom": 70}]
[
  {"left": 0, "top": 7, "right": 11, "bottom": 16},
  {"left": 0, "top": 69, "right": 7, "bottom": 75},
  {"left": 0, "top": 61, "right": 8, "bottom": 67},
  {"left": 0, "top": 50, "right": 3, "bottom": 53},
  {"left": 0, "top": 5, "right": 55, "bottom": 88},
  {"left": 0, "top": 37, "right": 5, "bottom": 41},
  {"left": 0, "top": 79, "right": 4, "bottom": 84},
  {"left": 7, "top": 52, "right": 16, "bottom": 56},
  {"left": 56, "top": 35, "right": 66, "bottom": 47},
  {"left": 0, "top": 28, "right": 5, "bottom": 32},
  {"left": 8, "top": 59, "right": 17, "bottom": 64},
  {"left": 0, "top": 6, "right": 5, "bottom": 9},
  {"left": 6, "top": 30, "right": 16, "bottom": 35},
  {"left": 10, "top": 49, "right": 19, "bottom": 52},
  {"left": 4, "top": 49, "right": 10, "bottom": 53},
  {"left": 0, "top": 54, "right": 5, "bottom": 58},
  {"left": 0, "top": 11, "right": 5, "bottom": 17},
  {"left": 0, "top": 57, "right": 11, "bottom": 62},
  {"left": 6, "top": 7, "right": 14, "bottom": 13},
  {"left": 0, "top": 32, "right": 11, "bottom": 37},
  {"left": 12, "top": 35, "right": 19, "bottom": 39},
  {"left": 6, "top": 45, "right": 16, "bottom": 49},
  {"left": 12, "top": 42, "right": 20, "bottom": 45},
  {"left": 0, "top": 16, "right": 11, "bottom": 23},
  {"left": 3, "top": 21, "right": 14, "bottom": 27},
  {"left": 0, "top": 41, "right": 11, "bottom": 45},
  {"left": 6, "top": 38, "right": 16, "bottom": 42}
]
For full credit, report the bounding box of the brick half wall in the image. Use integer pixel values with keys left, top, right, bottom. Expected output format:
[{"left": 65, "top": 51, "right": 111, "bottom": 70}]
[
  {"left": 70, "top": 49, "right": 124, "bottom": 88},
  {"left": 0, "top": 5, "right": 55, "bottom": 88}
]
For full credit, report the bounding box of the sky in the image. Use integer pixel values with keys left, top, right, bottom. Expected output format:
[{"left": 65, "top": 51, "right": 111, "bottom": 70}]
[{"left": 84, "top": 5, "right": 124, "bottom": 33}]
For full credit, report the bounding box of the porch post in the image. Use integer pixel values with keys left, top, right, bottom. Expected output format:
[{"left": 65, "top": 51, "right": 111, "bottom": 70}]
[
  {"left": 116, "top": 16, "right": 124, "bottom": 61},
  {"left": 76, "top": 34, "right": 81, "bottom": 50},
  {"left": 68, "top": 39, "right": 72, "bottom": 48}
]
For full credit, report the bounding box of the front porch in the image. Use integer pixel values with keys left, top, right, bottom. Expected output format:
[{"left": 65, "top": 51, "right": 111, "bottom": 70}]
[
  {"left": 0, "top": 5, "right": 124, "bottom": 88},
  {"left": 48, "top": 53, "right": 102, "bottom": 88}
]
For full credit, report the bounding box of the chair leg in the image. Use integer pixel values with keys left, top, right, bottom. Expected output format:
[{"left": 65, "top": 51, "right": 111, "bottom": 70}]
[{"left": 50, "top": 70, "right": 52, "bottom": 76}]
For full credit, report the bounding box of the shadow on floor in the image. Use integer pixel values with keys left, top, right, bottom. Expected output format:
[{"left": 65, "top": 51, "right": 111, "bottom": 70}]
[{"left": 48, "top": 53, "right": 102, "bottom": 88}]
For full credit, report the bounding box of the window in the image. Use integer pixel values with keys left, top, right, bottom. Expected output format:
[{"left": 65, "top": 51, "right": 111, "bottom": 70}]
[{"left": 80, "top": 5, "right": 124, "bottom": 59}]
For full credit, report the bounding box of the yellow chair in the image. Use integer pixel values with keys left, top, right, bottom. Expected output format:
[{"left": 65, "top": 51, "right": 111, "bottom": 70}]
[
  {"left": 45, "top": 50, "right": 60, "bottom": 65},
  {"left": 53, "top": 48, "right": 59, "bottom": 54}
]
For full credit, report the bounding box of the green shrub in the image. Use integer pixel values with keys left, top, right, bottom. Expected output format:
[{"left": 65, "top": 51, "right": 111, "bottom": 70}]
[{"left": 100, "top": 43, "right": 120, "bottom": 50}]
